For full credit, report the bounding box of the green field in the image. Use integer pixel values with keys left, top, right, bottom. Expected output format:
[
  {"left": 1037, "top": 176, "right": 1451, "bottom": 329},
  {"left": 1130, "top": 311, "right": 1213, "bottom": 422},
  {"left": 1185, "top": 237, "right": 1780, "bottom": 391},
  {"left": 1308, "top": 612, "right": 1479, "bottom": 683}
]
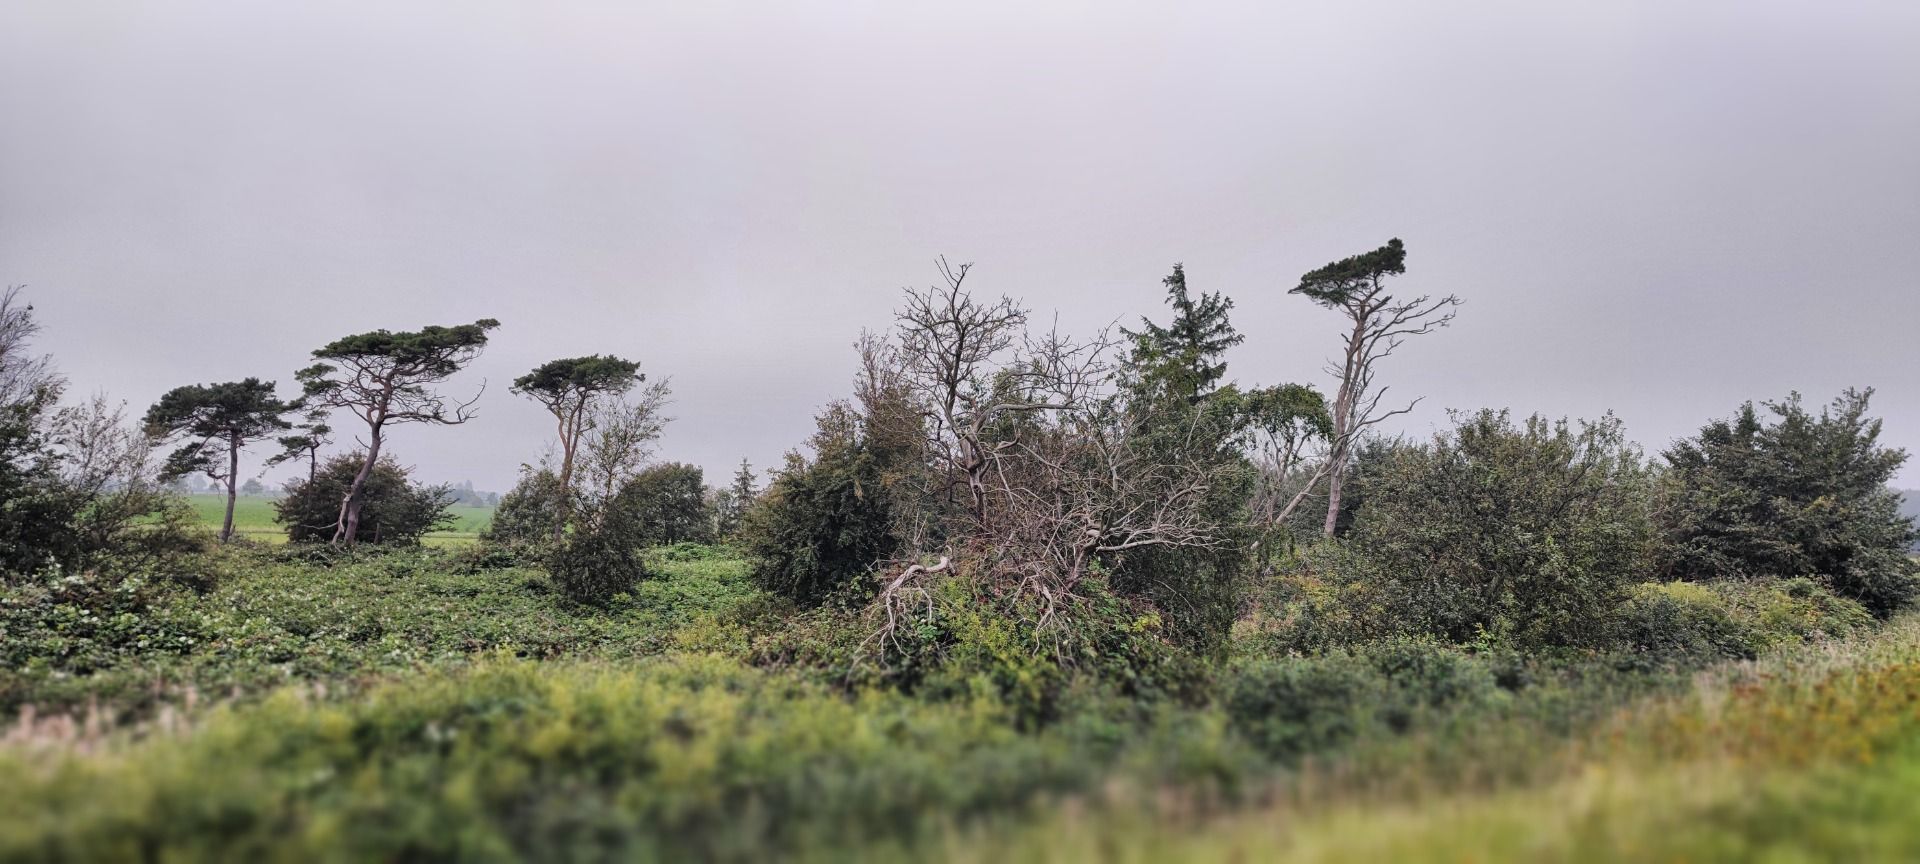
[{"left": 184, "top": 493, "right": 494, "bottom": 545}]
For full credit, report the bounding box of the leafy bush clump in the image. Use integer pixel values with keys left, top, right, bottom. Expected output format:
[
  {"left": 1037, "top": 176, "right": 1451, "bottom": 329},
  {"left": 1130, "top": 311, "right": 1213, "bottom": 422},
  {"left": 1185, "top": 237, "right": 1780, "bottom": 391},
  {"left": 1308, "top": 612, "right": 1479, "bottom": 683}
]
[
  {"left": 0, "top": 655, "right": 1252, "bottom": 862},
  {"left": 548, "top": 526, "right": 652, "bottom": 605},
  {"left": 1610, "top": 578, "right": 1875, "bottom": 669},
  {"left": 738, "top": 431, "right": 896, "bottom": 607},
  {"left": 1223, "top": 638, "right": 1503, "bottom": 761},
  {"left": 1657, "top": 389, "right": 1920, "bottom": 617},
  {"left": 745, "top": 570, "right": 1208, "bottom": 724},
  {"left": 276, "top": 452, "right": 454, "bottom": 545},
  {"left": 1611, "top": 582, "right": 1764, "bottom": 666},
  {"left": 1224, "top": 654, "right": 1385, "bottom": 760},
  {"left": 0, "top": 572, "right": 204, "bottom": 685},
  {"left": 1339, "top": 410, "right": 1656, "bottom": 649}
]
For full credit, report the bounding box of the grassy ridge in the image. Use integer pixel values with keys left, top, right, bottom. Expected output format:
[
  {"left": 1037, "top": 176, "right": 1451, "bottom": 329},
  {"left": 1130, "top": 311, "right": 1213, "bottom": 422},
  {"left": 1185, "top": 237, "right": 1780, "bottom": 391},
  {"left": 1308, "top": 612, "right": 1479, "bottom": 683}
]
[{"left": 183, "top": 494, "right": 494, "bottom": 544}]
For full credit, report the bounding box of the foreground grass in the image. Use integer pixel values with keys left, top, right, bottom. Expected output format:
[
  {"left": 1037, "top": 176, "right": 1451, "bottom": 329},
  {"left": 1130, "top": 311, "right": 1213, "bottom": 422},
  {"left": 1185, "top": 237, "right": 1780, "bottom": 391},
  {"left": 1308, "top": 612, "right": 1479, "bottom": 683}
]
[
  {"left": 6, "top": 611, "right": 1920, "bottom": 861},
  {"left": 940, "top": 618, "right": 1920, "bottom": 863}
]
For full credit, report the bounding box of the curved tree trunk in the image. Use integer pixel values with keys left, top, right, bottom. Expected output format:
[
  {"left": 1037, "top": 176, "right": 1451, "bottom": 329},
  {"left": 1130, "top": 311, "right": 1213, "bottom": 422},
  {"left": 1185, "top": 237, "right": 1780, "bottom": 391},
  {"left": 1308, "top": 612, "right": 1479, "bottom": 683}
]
[{"left": 334, "top": 424, "right": 383, "bottom": 546}]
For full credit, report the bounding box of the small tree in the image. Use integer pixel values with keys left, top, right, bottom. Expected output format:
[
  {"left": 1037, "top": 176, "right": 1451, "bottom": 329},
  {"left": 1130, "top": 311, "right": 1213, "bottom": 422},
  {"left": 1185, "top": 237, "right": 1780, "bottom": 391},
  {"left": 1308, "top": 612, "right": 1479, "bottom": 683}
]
[
  {"left": 511, "top": 355, "right": 644, "bottom": 540},
  {"left": 711, "top": 457, "right": 758, "bottom": 537},
  {"left": 266, "top": 410, "right": 333, "bottom": 483},
  {"left": 740, "top": 407, "right": 898, "bottom": 606},
  {"left": 296, "top": 319, "right": 498, "bottom": 545},
  {"left": 1291, "top": 239, "right": 1460, "bottom": 536},
  {"left": 1122, "top": 263, "right": 1244, "bottom": 401},
  {"left": 577, "top": 380, "right": 674, "bottom": 508},
  {"left": 275, "top": 452, "right": 454, "bottom": 545},
  {"left": 143, "top": 378, "right": 294, "bottom": 542}
]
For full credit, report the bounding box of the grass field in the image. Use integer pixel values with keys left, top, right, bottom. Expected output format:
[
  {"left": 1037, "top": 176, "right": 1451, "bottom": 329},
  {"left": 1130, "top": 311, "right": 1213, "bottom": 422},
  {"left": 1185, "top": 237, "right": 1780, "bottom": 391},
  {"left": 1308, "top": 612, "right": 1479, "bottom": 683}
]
[{"left": 184, "top": 493, "right": 494, "bottom": 545}]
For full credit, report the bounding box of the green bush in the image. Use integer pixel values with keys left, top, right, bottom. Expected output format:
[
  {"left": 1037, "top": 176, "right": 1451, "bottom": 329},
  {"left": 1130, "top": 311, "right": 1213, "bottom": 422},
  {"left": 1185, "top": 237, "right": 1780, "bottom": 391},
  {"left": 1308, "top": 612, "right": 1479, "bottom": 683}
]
[
  {"left": 1611, "top": 581, "right": 1763, "bottom": 666},
  {"left": 1224, "top": 653, "right": 1385, "bottom": 761},
  {"left": 275, "top": 452, "right": 454, "bottom": 545},
  {"left": 0, "top": 654, "right": 1253, "bottom": 862},
  {"left": 1609, "top": 578, "right": 1876, "bottom": 669},
  {"left": 738, "top": 430, "right": 897, "bottom": 607},
  {"left": 1657, "top": 389, "right": 1920, "bottom": 616},
  {"left": 548, "top": 526, "right": 652, "bottom": 605},
  {"left": 1340, "top": 410, "right": 1655, "bottom": 649},
  {"left": 483, "top": 465, "right": 565, "bottom": 547}
]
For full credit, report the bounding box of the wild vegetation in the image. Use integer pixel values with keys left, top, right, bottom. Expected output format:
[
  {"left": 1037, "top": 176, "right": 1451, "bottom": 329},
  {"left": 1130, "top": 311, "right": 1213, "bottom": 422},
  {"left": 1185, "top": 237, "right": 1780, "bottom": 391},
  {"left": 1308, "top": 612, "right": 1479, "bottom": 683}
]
[{"left": 3, "top": 242, "right": 1917, "bottom": 862}]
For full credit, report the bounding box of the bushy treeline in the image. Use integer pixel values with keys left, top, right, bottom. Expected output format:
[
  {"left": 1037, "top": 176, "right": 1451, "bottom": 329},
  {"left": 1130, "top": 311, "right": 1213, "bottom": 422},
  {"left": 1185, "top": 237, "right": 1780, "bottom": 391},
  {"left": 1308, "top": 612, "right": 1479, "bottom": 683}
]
[{"left": 721, "top": 256, "right": 1917, "bottom": 711}]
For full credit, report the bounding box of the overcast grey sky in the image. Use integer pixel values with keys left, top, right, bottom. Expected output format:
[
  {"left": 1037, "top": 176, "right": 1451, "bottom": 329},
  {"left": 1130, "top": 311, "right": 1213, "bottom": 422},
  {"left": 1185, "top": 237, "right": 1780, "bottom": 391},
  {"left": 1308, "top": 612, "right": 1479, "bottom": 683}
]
[{"left": 3, "top": 0, "right": 1918, "bottom": 490}]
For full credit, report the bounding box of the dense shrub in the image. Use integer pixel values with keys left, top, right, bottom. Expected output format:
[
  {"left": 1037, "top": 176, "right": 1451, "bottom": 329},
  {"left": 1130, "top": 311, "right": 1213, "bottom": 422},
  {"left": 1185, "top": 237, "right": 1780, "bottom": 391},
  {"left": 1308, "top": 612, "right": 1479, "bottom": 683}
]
[
  {"left": 1341, "top": 410, "right": 1656, "bottom": 649},
  {"left": 485, "top": 465, "right": 566, "bottom": 546},
  {"left": 0, "top": 571, "right": 205, "bottom": 683},
  {"left": 1224, "top": 653, "right": 1385, "bottom": 760},
  {"left": 743, "top": 569, "right": 1207, "bottom": 724},
  {"left": 1609, "top": 578, "right": 1875, "bottom": 668},
  {"left": 276, "top": 452, "right": 455, "bottom": 545},
  {"left": 1611, "top": 582, "right": 1764, "bottom": 665},
  {"left": 1658, "top": 389, "right": 1920, "bottom": 616},
  {"left": 607, "top": 462, "right": 714, "bottom": 546},
  {"left": 1223, "top": 637, "right": 1503, "bottom": 760},
  {"left": 0, "top": 654, "right": 1256, "bottom": 862},
  {"left": 739, "top": 424, "right": 897, "bottom": 607},
  {"left": 548, "top": 525, "right": 653, "bottom": 605}
]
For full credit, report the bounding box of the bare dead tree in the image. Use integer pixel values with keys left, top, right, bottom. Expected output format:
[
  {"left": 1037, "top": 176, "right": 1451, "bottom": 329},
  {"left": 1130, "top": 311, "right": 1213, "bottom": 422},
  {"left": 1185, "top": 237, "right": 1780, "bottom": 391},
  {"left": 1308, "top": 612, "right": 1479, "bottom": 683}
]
[
  {"left": 1290, "top": 238, "right": 1459, "bottom": 536},
  {"left": 0, "top": 286, "right": 61, "bottom": 413},
  {"left": 872, "top": 265, "right": 1236, "bottom": 646},
  {"left": 891, "top": 258, "right": 1036, "bottom": 531}
]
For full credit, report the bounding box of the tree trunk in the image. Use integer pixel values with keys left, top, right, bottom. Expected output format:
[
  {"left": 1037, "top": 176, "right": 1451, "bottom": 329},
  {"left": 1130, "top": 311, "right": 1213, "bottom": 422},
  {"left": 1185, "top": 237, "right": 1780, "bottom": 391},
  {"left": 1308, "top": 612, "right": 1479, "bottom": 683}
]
[
  {"left": 553, "top": 406, "right": 579, "bottom": 543},
  {"left": 334, "top": 425, "right": 382, "bottom": 546},
  {"left": 1322, "top": 312, "right": 1364, "bottom": 536},
  {"left": 221, "top": 436, "right": 239, "bottom": 543}
]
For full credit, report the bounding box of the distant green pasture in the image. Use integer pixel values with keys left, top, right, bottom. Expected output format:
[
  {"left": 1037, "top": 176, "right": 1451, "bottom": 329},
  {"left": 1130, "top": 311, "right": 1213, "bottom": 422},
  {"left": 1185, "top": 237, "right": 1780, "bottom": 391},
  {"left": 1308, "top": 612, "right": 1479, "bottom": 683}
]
[{"left": 184, "top": 494, "right": 493, "bottom": 545}]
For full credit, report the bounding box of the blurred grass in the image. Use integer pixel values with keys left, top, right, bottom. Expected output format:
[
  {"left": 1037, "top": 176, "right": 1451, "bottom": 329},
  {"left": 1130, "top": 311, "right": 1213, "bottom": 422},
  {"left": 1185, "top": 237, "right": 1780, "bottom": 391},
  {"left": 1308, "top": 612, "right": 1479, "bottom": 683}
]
[{"left": 931, "top": 616, "right": 1920, "bottom": 863}]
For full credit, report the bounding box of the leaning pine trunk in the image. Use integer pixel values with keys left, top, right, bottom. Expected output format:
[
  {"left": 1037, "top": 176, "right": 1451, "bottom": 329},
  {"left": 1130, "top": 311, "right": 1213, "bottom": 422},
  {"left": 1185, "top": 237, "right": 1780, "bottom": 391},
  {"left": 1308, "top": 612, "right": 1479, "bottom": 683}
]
[{"left": 334, "top": 426, "right": 383, "bottom": 546}]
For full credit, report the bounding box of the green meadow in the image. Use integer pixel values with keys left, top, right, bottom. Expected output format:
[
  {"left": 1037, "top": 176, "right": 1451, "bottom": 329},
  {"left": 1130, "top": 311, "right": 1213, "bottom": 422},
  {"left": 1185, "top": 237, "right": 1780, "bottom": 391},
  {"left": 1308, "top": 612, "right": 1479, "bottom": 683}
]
[{"left": 183, "top": 493, "right": 494, "bottom": 546}]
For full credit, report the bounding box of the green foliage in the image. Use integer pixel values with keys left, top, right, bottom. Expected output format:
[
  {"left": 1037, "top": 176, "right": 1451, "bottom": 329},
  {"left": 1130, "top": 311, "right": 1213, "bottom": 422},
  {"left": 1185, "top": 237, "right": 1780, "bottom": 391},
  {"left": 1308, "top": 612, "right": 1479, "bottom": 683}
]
[
  {"left": 1342, "top": 410, "right": 1655, "bottom": 648},
  {"left": 1611, "top": 581, "right": 1765, "bottom": 665},
  {"left": 1290, "top": 237, "right": 1407, "bottom": 307},
  {"left": 608, "top": 461, "right": 714, "bottom": 546},
  {"left": 510, "top": 354, "right": 642, "bottom": 405},
  {"left": 548, "top": 523, "right": 653, "bottom": 605},
  {"left": 1611, "top": 578, "right": 1875, "bottom": 668},
  {"left": 1223, "top": 637, "right": 1502, "bottom": 761},
  {"left": 142, "top": 378, "right": 294, "bottom": 486},
  {"left": 297, "top": 319, "right": 501, "bottom": 392},
  {"left": 0, "top": 404, "right": 81, "bottom": 576},
  {"left": 1106, "top": 266, "right": 1267, "bottom": 655},
  {"left": 484, "top": 465, "right": 565, "bottom": 547},
  {"left": 739, "top": 415, "right": 897, "bottom": 607},
  {"left": 0, "top": 546, "right": 759, "bottom": 714},
  {"left": 1122, "top": 263, "right": 1244, "bottom": 400},
  {"left": 275, "top": 453, "right": 454, "bottom": 545},
  {"left": 1659, "top": 389, "right": 1920, "bottom": 616}
]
